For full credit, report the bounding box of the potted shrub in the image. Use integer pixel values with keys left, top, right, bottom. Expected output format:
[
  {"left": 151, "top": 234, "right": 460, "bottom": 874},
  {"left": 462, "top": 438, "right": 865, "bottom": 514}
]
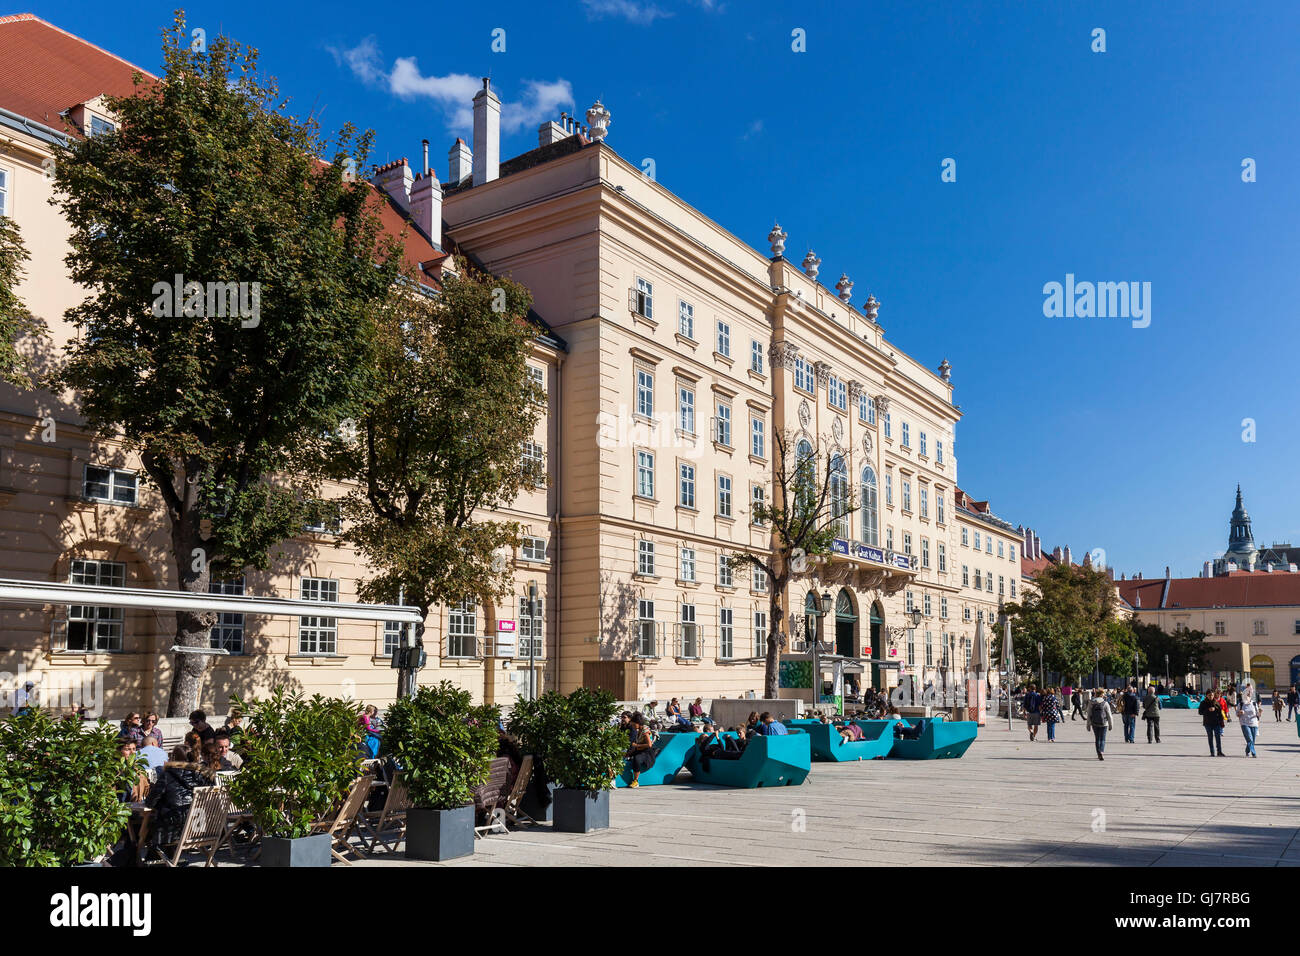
[
  {"left": 383, "top": 681, "right": 499, "bottom": 862},
  {"left": 227, "top": 689, "right": 364, "bottom": 867},
  {"left": 0, "top": 710, "right": 133, "bottom": 866},
  {"left": 507, "top": 687, "right": 626, "bottom": 833}
]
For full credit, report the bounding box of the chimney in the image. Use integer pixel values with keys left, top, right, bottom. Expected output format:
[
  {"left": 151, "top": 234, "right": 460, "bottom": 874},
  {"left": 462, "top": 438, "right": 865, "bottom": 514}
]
[
  {"left": 1052, "top": 546, "right": 1063, "bottom": 563},
  {"left": 472, "top": 78, "right": 501, "bottom": 185},
  {"left": 1063, "top": 546, "right": 1072, "bottom": 566},
  {"left": 1165, "top": 565, "right": 1171, "bottom": 580},
  {"left": 539, "top": 119, "right": 567, "bottom": 147},
  {"left": 409, "top": 168, "right": 443, "bottom": 248},
  {"left": 448, "top": 138, "right": 472, "bottom": 186},
  {"left": 373, "top": 158, "right": 413, "bottom": 213},
  {"left": 1203, "top": 561, "right": 1213, "bottom": 578},
  {"left": 421, "top": 139, "right": 429, "bottom": 175}
]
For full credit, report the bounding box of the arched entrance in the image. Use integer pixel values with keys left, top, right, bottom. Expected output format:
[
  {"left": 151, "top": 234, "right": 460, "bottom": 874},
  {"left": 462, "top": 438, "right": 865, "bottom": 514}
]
[
  {"left": 834, "top": 589, "right": 857, "bottom": 658},
  {"left": 869, "top": 602, "right": 884, "bottom": 689},
  {"left": 1291, "top": 655, "right": 1300, "bottom": 690}
]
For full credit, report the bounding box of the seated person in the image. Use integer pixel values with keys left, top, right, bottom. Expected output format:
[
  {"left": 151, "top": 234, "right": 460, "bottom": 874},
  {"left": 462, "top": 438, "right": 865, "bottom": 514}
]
[
  {"left": 688, "top": 697, "right": 713, "bottom": 723},
  {"left": 839, "top": 722, "right": 864, "bottom": 743},
  {"left": 758, "top": 712, "right": 789, "bottom": 736},
  {"left": 138, "top": 732, "right": 169, "bottom": 772},
  {"left": 665, "top": 698, "right": 683, "bottom": 718},
  {"left": 213, "top": 731, "right": 243, "bottom": 771},
  {"left": 625, "top": 716, "right": 657, "bottom": 787},
  {"left": 117, "top": 740, "right": 150, "bottom": 803},
  {"left": 145, "top": 746, "right": 216, "bottom": 851},
  {"left": 893, "top": 719, "right": 925, "bottom": 740}
]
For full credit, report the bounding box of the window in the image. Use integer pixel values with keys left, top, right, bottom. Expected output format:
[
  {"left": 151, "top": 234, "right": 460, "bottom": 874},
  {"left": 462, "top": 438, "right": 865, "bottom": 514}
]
[
  {"left": 860, "top": 466, "right": 879, "bottom": 545},
  {"left": 919, "top": 485, "right": 929, "bottom": 519},
  {"left": 638, "top": 600, "right": 657, "bottom": 656},
  {"left": 828, "top": 376, "right": 847, "bottom": 411},
  {"left": 635, "top": 368, "right": 654, "bottom": 417},
  {"left": 719, "top": 607, "right": 734, "bottom": 658},
  {"left": 986, "top": 572, "right": 994, "bottom": 593},
  {"left": 962, "top": 565, "right": 970, "bottom": 586},
  {"left": 964, "top": 606, "right": 972, "bottom": 622},
  {"left": 962, "top": 527, "right": 969, "bottom": 546},
  {"left": 528, "top": 365, "right": 545, "bottom": 390},
  {"left": 680, "top": 547, "right": 696, "bottom": 583},
  {"left": 679, "top": 464, "right": 696, "bottom": 508},
  {"left": 632, "top": 277, "right": 653, "bottom": 318},
  {"left": 901, "top": 422, "right": 910, "bottom": 448},
  {"left": 751, "top": 417, "right": 765, "bottom": 458},
  {"left": 886, "top": 526, "right": 893, "bottom": 551},
  {"left": 66, "top": 559, "right": 125, "bottom": 652},
  {"left": 715, "top": 403, "right": 731, "bottom": 446},
  {"left": 750, "top": 339, "right": 764, "bottom": 374},
  {"left": 210, "top": 577, "right": 245, "bottom": 654},
  {"left": 754, "top": 610, "right": 768, "bottom": 657},
  {"left": 521, "top": 535, "right": 547, "bottom": 562},
  {"left": 998, "top": 541, "right": 1004, "bottom": 558},
  {"left": 973, "top": 532, "right": 981, "bottom": 550},
  {"left": 518, "top": 595, "right": 544, "bottom": 658},
  {"left": 678, "top": 387, "right": 695, "bottom": 433},
  {"left": 751, "top": 484, "right": 766, "bottom": 524},
  {"left": 1253, "top": 620, "right": 1268, "bottom": 636},
  {"left": 1009, "top": 544, "right": 1016, "bottom": 560},
  {"left": 447, "top": 598, "right": 477, "bottom": 658},
  {"left": 794, "top": 439, "right": 816, "bottom": 511},
  {"left": 925, "top": 631, "right": 933, "bottom": 666},
  {"left": 937, "top": 494, "right": 945, "bottom": 524},
  {"left": 678, "top": 300, "right": 695, "bottom": 339},
  {"left": 938, "top": 542, "right": 946, "bottom": 572},
  {"left": 830, "top": 455, "right": 849, "bottom": 537},
  {"left": 719, "top": 554, "right": 733, "bottom": 587},
  {"left": 907, "top": 627, "right": 916, "bottom": 666},
  {"left": 998, "top": 575, "right": 1005, "bottom": 596},
  {"left": 902, "top": 480, "right": 912, "bottom": 513},
  {"left": 975, "top": 568, "right": 984, "bottom": 589},
  {"left": 716, "top": 320, "right": 731, "bottom": 357},
  {"left": 638, "top": 539, "right": 656, "bottom": 576},
  {"left": 1295, "top": 620, "right": 1300, "bottom": 636},
  {"left": 903, "top": 532, "right": 912, "bottom": 556},
  {"left": 83, "top": 465, "right": 138, "bottom": 505},
  {"left": 298, "top": 578, "right": 339, "bottom": 655},
  {"left": 522, "top": 440, "right": 545, "bottom": 481},
  {"left": 940, "top": 596, "right": 949, "bottom": 619},
  {"left": 885, "top": 472, "right": 893, "bottom": 506},
  {"left": 753, "top": 566, "right": 767, "bottom": 592},
  {"left": 0, "top": 168, "right": 7, "bottom": 217},
  {"left": 924, "top": 593, "right": 932, "bottom": 617},
  {"left": 793, "top": 356, "right": 814, "bottom": 394},
  {"left": 919, "top": 432, "right": 927, "bottom": 456},
  {"left": 906, "top": 591, "right": 915, "bottom": 613},
  {"left": 636, "top": 450, "right": 655, "bottom": 498},
  {"left": 986, "top": 537, "right": 993, "bottom": 555},
  {"left": 921, "top": 538, "right": 930, "bottom": 568},
  {"left": 304, "top": 503, "right": 342, "bottom": 534},
  {"left": 383, "top": 621, "right": 403, "bottom": 656},
  {"left": 936, "top": 441, "right": 944, "bottom": 464},
  {"left": 1010, "top": 580, "right": 1017, "bottom": 598},
  {"left": 679, "top": 604, "right": 698, "bottom": 658},
  {"left": 1214, "top": 621, "right": 1226, "bottom": 636},
  {"left": 860, "top": 393, "right": 876, "bottom": 424},
  {"left": 718, "top": 474, "right": 733, "bottom": 517},
  {"left": 89, "top": 115, "right": 115, "bottom": 137}
]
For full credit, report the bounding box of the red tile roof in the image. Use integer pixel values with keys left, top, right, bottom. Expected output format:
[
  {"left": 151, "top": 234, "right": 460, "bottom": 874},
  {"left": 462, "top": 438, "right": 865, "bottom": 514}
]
[
  {"left": 1116, "top": 573, "right": 1300, "bottom": 610},
  {"left": 0, "top": 13, "right": 153, "bottom": 130}
]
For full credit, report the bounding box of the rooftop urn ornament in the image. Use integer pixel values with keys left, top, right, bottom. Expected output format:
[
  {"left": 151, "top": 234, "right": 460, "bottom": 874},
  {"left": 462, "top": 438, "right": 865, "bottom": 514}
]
[
  {"left": 938, "top": 358, "right": 952, "bottom": 382},
  {"left": 836, "top": 273, "right": 853, "bottom": 303},
  {"left": 585, "top": 101, "right": 610, "bottom": 141},
  {"left": 768, "top": 223, "right": 788, "bottom": 257},
  {"left": 864, "top": 294, "right": 880, "bottom": 323},
  {"left": 802, "top": 250, "right": 821, "bottom": 279}
]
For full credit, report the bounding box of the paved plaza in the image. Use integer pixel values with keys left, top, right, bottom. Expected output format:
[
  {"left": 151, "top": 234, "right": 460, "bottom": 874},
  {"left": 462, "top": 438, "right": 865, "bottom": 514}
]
[{"left": 371, "top": 710, "right": 1300, "bottom": 867}]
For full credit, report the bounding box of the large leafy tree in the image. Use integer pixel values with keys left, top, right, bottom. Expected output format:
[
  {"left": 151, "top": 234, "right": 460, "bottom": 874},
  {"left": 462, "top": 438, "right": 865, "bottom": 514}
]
[
  {"left": 1001, "top": 561, "right": 1120, "bottom": 684},
  {"left": 730, "top": 429, "right": 855, "bottom": 698},
  {"left": 1131, "top": 619, "right": 1210, "bottom": 682},
  {"left": 0, "top": 217, "right": 45, "bottom": 388},
  {"left": 330, "top": 262, "right": 544, "bottom": 697},
  {"left": 52, "top": 17, "right": 398, "bottom": 714}
]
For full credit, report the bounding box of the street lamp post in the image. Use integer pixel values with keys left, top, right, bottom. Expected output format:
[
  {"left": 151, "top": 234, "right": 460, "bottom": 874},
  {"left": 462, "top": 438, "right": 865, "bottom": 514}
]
[
  {"left": 1133, "top": 650, "right": 1139, "bottom": 690},
  {"left": 1165, "top": 653, "right": 1170, "bottom": 689},
  {"left": 1037, "top": 641, "right": 1044, "bottom": 689},
  {"left": 815, "top": 591, "right": 833, "bottom": 713},
  {"left": 527, "top": 579, "right": 538, "bottom": 701},
  {"left": 1094, "top": 646, "right": 1100, "bottom": 690}
]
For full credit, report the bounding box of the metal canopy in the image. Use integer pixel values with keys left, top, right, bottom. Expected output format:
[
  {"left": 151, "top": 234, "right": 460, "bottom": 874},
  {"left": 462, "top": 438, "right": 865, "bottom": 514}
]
[{"left": 0, "top": 577, "right": 423, "bottom": 624}]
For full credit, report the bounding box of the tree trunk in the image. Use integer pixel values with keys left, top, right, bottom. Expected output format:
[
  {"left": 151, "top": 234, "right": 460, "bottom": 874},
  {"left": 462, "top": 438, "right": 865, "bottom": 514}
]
[
  {"left": 764, "top": 581, "right": 786, "bottom": 698},
  {"left": 164, "top": 479, "right": 215, "bottom": 717}
]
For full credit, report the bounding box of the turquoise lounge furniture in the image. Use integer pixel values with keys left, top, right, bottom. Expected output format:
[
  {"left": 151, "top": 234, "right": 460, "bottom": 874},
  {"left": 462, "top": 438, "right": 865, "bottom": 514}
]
[
  {"left": 784, "top": 719, "right": 899, "bottom": 761},
  {"left": 1165, "top": 694, "right": 1196, "bottom": 709},
  {"left": 614, "top": 731, "right": 700, "bottom": 787},
  {"left": 888, "top": 718, "right": 978, "bottom": 759},
  {"left": 681, "top": 733, "right": 811, "bottom": 787}
]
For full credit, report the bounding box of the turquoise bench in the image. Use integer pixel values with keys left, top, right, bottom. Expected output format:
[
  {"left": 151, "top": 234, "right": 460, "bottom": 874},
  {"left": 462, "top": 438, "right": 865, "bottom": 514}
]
[
  {"left": 1164, "top": 694, "right": 1196, "bottom": 709},
  {"left": 888, "top": 718, "right": 978, "bottom": 759},
  {"left": 681, "top": 733, "right": 811, "bottom": 787},
  {"left": 784, "top": 719, "right": 899, "bottom": 761},
  {"left": 614, "top": 731, "right": 700, "bottom": 787}
]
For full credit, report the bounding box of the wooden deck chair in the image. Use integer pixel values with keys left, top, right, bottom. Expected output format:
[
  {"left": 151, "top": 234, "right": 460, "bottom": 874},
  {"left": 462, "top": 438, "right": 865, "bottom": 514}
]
[
  {"left": 360, "top": 772, "right": 411, "bottom": 853},
  {"left": 161, "top": 786, "right": 234, "bottom": 867},
  {"left": 501, "top": 755, "right": 536, "bottom": 827},
  {"left": 311, "top": 774, "right": 374, "bottom": 865},
  {"left": 473, "top": 757, "right": 513, "bottom": 837}
]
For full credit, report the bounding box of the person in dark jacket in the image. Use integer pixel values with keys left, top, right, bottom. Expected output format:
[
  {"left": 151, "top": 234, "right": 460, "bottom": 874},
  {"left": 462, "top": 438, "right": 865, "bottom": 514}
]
[
  {"left": 1199, "top": 690, "right": 1226, "bottom": 756},
  {"left": 1121, "top": 685, "right": 1140, "bottom": 743},
  {"left": 1141, "top": 689, "right": 1162, "bottom": 743},
  {"left": 144, "top": 746, "right": 216, "bottom": 850},
  {"left": 1287, "top": 686, "right": 1299, "bottom": 722},
  {"left": 1070, "top": 688, "right": 1085, "bottom": 720}
]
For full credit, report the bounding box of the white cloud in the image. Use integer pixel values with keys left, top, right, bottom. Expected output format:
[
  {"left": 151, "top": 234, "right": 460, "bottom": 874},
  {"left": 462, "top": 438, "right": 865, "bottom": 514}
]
[
  {"left": 327, "top": 36, "right": 386, "bottom": 87},
  {"left": 581, "top": 0, "right": 672, "bottom": 24},
  {"left": 501, "top": 80, "right": 576, "bottom": 134}
]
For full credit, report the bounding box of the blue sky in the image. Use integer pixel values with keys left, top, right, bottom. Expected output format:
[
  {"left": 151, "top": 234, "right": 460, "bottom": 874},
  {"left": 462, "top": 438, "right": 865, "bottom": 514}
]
[{"left": 33, "top": 0, "right": 1300, "bottom": 577}]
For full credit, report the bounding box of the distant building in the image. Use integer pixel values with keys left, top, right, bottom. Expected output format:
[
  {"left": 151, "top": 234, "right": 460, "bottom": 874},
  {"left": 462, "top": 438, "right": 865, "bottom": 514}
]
[{"left": 1211, "top": 486, "right": 1299, "bottom": 575}]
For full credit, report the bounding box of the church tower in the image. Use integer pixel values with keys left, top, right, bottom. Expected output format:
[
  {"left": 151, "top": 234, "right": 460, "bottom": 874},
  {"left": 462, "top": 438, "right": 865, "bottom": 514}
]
[{"left": 1223, "top": 485, "right": 1259, "bottom": 571}]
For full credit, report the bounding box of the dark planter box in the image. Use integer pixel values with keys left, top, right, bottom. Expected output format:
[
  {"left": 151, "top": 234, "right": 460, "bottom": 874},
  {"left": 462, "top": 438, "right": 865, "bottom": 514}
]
[
  {"left": 553, "top": 788, "right": 610, "bottom": 833},
  {"left": 405, "top": 805, "right": 475, "bottom": 862},
  {"left": 262, "top": 833, "right": 332, "bottom": 868},
  {"left": 521, "top": 779, "right": 556, "bottom": 823}
]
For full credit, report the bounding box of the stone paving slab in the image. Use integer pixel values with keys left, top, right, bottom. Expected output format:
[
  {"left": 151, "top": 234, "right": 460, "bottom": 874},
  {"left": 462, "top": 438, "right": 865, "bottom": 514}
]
[{"left": 356, "top": 710, "right": 1300, "bottom": 867}]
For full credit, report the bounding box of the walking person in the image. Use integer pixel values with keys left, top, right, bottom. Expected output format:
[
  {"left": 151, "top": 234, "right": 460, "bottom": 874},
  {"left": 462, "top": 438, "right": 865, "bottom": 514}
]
[
  {"left": 1141, "top": 687, "right": 1162, "bottom": 743},
  {"left": 1287, "top": 686, "right": 1298, "bottom": 722},
  {"left": 1199, "top": 690, "right": 1226, "bottom": 756},
  {"left": 1088, "top": 689, "right": 1112, "bottom": 760},
  {"left": 1273, "top": 689, "right": 1284, "bottom": 722},
  {"left": 1070, "top": 687, "right": 1084, "bottom": 721},
  {"left": 1237, "top": 688, "right": 1260, "bottom": 758},
  {"left": 1023, "top": 683, "right": 1042, "bottom": 742},
  {"left": 1041, "top": 686, "right": 1062, "bottom": 742},
  {"left": 1121, "top": 683, "right": 1140, "bottom": 744}
]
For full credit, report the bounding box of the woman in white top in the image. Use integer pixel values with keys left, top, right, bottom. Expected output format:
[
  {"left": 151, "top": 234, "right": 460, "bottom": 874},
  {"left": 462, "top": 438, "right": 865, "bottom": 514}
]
[{"left": 1237, "top": 689, "right": 1260, "bottom": 757}]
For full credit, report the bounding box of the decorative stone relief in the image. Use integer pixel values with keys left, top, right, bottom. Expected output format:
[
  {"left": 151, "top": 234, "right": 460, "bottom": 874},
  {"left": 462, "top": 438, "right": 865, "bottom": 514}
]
[
  {"left": 813, "top": 361, "right": 831, "bottom": 389},
  {"left": 797, "top": 399, "right": 811, "bottom": 429},
  {"left": 768, "top": 222, "right": 787, "bottom": 257},
  {"left": 832, "top": 416, "right": 844, "bottom": 441},
  {"left": 767, "top": 340, "right": 799, "bottom": 370}
]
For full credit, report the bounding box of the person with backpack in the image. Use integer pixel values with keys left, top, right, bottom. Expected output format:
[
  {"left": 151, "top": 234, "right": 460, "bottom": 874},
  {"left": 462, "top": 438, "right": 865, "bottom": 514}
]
[
  {"left": 1070, "top": 688, "right": 1084, "bottom": 720},
  {"left": 1141, "top": 687, "right": 1162, "bottom": 743},
  {"left": 1022, "top": 683, "right": 1043, "bottom": 742},
  {"left": 1121, "top": 684, "right": 1140, "bottom": 743},
  {"left": 1236, "top": 688, "right": 1260, "bottom": 758},
  {"left": 1087, "top": 689, "right": 1112, "bottom": 760},
  {"left": 1199, "top": 690, "right": 1226, "bottom": 756}
]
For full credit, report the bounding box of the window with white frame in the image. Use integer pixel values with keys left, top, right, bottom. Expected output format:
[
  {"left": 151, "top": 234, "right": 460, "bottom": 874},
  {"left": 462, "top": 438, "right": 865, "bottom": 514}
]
[
  {"left": 884, "top": 413, "right": 891, "bottom": 439},
  {"left": 986, "top": 537, "right": 993, "bottom": 554},
  {"left": 679, "top": 604, "right": 698, "bottom": 658},
  {"left": 528, "top": 365, "right": 545, "bottom": 390},
  {"left": 1010, "top": 580, "right": 1017, "bottom": 598},
  {"left": 716, "top": 320, "right": 731, "bottom": 357},
  {"left": 886, "top": 526, "right": 893, "bottom": 551},
  {"left": 1214, "top": 621, "right": 1226, "bottom": 636},
  {"left": 903, "top": 532, "right": 912, "bottom": 555},
  {"left": 678, "top": 386, "right": 695, "bottom": 434},
  {"left": 751, "top": 484, "right": 765, "bottom": 524},
  {"left": 937, "top": 493, "right": 945, "bottom": 525},
  {"left": 638, "top": 600, "right": 657, "bottom": 656},
  {"left": 66, "top": 559, "right": 125, "bottom": 652},
  {"left": 793, "top": 356, "right": 814, "bottom": 394},
  {"left": 518, "top": 595, "right": 544, "bottom": 658},
  {"left": 719, "top": 607, "right": 734, "bottom": 659},
  {"left": 298, "top": 577, "right": 339, "bottom": 654},
  {"left": 936, "top": 441, "right": 944, "bottom": 464},
  {"left": 919, "top": 432, "right": 927, "bottom": 456},
  {"left": 860, "top": 466, "right": 879, "bottom": 546},
  {"left": 998, "top": 540, "right": 1004, "bottom": 558},
  {"left": 828, "top": 376, "right": 847, "bottom": 412},
  {"left": 718, "top": 474, "right": 733, "bottom": 518},
  {"left": 715, "top": 403, "right": 731, "bottom": 446},
  {"left": 907, "top": 628, "right": 916, "bottom": 665},
  {"left": 902, "top": 480, "right": 912, "bottom": 512},
  {"left": 636, "top": 450, "right": 655, "bottom": 498},
  {"left": 521, "top": 535, "right": 547, "bottom": 562},
  {"left": 753, "top": 566, "right": 767, "bottom": 592},
  {"left": 83, "top": 465, "right": 138, "bottom": 505},
  {"left": 986, "top": 572, "right": 993, "bottom": 593},
  {"left": 998, "top": 575, "right": 1005, "bottom": 596},
  {"left": 940, "top": 596, "right": 949, "bottom": 619},
  {"left": 961, "top": 526, "right": 969, "bottom": 546},
  {"left": 1009, "top": 544, "right": 1016, "bottom": 560},
  {"left": 919, "top": 485, "right": 928, "bottom": 519},
  {"left": 754, "top": 609, "right": 768, "bottom": 657},
  {"left": 906, "top": 591, "right": 914, "bottom": 613},
  {"left": 637, "top": 539, "right": 656, "bottom": 575},
  {"left": 830, "top": 455, "right": 850, "bottom": 538},
  {"left": 0, "top": 168, "right": 8, "bottom": 217},
  {"left": 522, "top": 440, "right": 545, "bottom": 482},
  {"left": 974, "top": 569, "right": 982, "bottom": 590},
  {"left": 680, "top": 547, "right": 696, "bottom": 583},
  {"left": 925, "top": 630, "right": 933, "bottom": 666},
  {"left": 1253, "top": 620, "right": 1267, "bottom": 636},
  {"left": 635, "top": 368, "right": 654, "bottom": 417},
  {"left": 901, "top": 422, "right": 910, "bottom": 448},
  {"left": 885, "top": 472, "right": 893, "bottom": 506},
  {"left": 89, "top": 115, "right": 115, "bottom": 136},
  {"left": 922, "top": 538, "right": 930, "bottom": 568},
  {"left": 680, "top": 464, "right": 696, "bottom": 508},
  {"left": 304, "top": 503, "right": 342, "bottom": 534},
  {"left": 973, "top": 531, "right": 981, "bottom": 550},
  {"left": 964, "top": 606, "right": 972, "bottom": 622},
  {"left": 924, "top": 592, "right": 932, "bottom": 617},
  {"left": 962, "top": 565, "right": 970, "bottom": 586},
  {"left": 678, "top": 300, "right": 695, "bottom": 339},
  {"left": 719, "top": 554, "right": 733, "bottom": 587},
  {"left": 632, "top": 277, "right": 653, "bottom": 318},
  {"left": 938, "top": 541, "right": 946, "bottom": 572},
  {"left": 750, "top": 339, "right": 764, "bottom": 374},
  {"left": 210, "top": 576, "right": 245, "bottom": 653},
  {"left": 383, "top": 620, "right": 403, "bottom": 656},
  {"left": 447, "top": 598, "right": 478, "bottom": 658},
  {"left": 751, "top": 417, "right": 765, "bottom": 458}
]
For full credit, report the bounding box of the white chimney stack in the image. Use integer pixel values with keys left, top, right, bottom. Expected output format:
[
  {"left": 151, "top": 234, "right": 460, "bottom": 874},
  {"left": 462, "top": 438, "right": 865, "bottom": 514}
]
[
  {"left": 373, "top": 158, "right": 413, "bottom": 213},
  {"left": 473, "top": 78, "right": 500, "bottom": 185},
  {"left": 409, "top": 168, "right": 443, "bottom": 248},
  {"left": 539, "top": 119, "right": 567, "bottom": 147},
  {"left": 448, "top": 138, "right": 472, "bottom": 186}
]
